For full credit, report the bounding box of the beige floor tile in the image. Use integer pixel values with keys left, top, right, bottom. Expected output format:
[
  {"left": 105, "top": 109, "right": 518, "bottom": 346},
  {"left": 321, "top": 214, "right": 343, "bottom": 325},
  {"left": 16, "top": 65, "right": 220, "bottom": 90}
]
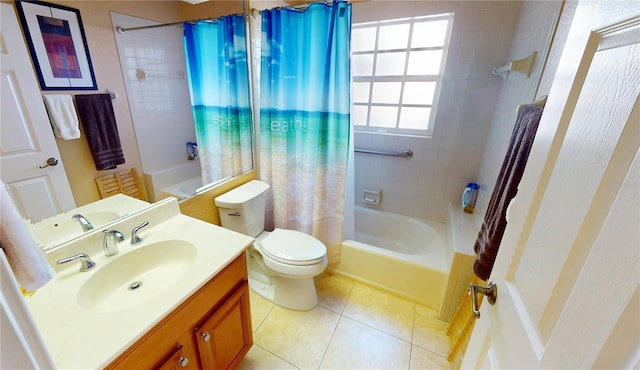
[
  {"left": 254, "top": 305, "right": 340, "bottom": 369},
  {"left": 320, "top": 316, "right": 411, "bottom": 370},
  {"left": 413, "top": 304, "right": 449, "bottom": 357},
  {"left": 237, "top": 344, "right": 299, "bottom": 370},
  {"left": 410, "top": 345, "right": 449, "bottom": 370},
  {"left": 315, "top": 272, "right": 354, "bottom": 314},
  {"left": 342, "top": 283, "right": 416, "bottom": 341},
  {"left": 249, "top": 290, "right": 275, "bottom": 333}
]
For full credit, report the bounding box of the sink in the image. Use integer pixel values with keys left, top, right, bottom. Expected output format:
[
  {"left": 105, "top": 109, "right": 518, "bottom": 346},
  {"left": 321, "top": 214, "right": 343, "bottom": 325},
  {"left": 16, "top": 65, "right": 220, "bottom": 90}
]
[
  {"left": 30, "top": 211, "right": 120, "bottom": 248},
  {"left": 77, "top": 240, "right": 197, "bottom": 313}
]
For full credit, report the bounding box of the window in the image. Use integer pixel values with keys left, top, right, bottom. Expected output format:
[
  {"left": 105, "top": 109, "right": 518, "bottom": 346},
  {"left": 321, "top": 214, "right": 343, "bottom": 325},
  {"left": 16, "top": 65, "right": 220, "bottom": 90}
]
[{"left": 351, "top": 13, "right": 453, "bottom": 136}]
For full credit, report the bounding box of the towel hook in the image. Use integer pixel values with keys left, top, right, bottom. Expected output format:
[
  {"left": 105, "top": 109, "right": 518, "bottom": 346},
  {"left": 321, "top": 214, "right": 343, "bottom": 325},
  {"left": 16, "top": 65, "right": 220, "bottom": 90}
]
[{"left": 106, "top": 89, "right": 118, "bottom": 100}]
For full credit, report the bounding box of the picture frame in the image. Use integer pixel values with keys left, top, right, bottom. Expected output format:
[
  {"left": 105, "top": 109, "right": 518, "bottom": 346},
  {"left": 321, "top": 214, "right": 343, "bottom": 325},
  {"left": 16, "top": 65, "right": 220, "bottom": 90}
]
[{"left": 15, "top": 1, "right": 97, "bottom": 90}]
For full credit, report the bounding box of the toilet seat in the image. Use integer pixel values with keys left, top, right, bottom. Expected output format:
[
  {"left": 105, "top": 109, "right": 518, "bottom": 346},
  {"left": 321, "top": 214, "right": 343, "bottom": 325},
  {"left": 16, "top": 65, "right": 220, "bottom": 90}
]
[{"left": 257, "top": 228, "right": 326, "bottom": 266}]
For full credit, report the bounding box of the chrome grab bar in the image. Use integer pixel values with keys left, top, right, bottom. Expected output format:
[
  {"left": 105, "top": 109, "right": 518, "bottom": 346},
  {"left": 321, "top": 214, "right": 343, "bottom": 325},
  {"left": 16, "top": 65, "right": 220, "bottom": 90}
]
[
  {"left": 354, "top": 148, "right": 413, "bottom": 159},
  {"left": 468, "top": 281, "right": 497, "bottom": 319}
]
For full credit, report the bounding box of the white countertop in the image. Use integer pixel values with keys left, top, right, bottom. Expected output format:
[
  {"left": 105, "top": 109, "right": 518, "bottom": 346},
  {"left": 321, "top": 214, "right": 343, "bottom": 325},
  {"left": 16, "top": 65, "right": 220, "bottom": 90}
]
[{"left": 24, "top": 198, "right": 254, "bottom": 369}]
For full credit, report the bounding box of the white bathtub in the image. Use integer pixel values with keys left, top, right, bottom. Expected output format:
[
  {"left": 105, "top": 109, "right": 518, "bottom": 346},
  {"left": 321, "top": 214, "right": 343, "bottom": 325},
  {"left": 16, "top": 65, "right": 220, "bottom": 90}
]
[
  {"left": 333, "top": 206, "right": 449, "bottom": 310},
  {"left": 160, "top": 177, "right": 203, "bottom": 200}
]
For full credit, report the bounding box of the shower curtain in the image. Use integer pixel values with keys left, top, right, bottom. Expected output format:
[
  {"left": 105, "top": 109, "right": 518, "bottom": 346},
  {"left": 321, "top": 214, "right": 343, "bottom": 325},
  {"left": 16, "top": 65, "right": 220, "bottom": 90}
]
[
  {"left": 259, "top": 1, "right": 352, "bottom": 264},
  {"left": 184, "top": 16, "right": 253, "bottom": 185}
]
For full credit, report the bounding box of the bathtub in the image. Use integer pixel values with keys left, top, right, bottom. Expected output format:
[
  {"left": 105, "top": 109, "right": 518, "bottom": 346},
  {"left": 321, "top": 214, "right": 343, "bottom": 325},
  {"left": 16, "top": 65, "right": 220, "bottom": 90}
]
[
  {"left": 333, "top": 206, "right": 449, "bottom": 310},
  {"left": 159, "top": 177, "right": 203, "bottom": 200}
]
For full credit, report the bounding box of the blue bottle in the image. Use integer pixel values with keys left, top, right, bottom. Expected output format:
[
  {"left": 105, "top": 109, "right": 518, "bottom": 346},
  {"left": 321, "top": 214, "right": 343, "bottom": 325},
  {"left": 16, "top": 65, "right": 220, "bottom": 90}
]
[{"left": 462, "top": 183, "right": 479, "bottom": 214}]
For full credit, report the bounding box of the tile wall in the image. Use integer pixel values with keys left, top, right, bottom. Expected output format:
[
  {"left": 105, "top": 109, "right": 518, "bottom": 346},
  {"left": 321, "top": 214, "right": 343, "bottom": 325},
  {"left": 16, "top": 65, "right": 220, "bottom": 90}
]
[
  {"left": 473, "top": 0, "right": 566, "bottom": 223},
  {"left": 111, "top": 13, "right": 196, "bottom": 175},
  {"left": 442, "top": 0, "right": 568, "bottom": 321},
  {"left": 351, "top": 1, "right": 522, "bottom": 223}
]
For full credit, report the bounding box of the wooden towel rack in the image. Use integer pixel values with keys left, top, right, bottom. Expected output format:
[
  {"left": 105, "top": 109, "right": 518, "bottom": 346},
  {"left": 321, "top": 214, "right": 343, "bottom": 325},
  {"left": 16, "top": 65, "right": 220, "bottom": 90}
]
[{"left": 95, "top": 168, "right": 147, "bottom": 201}]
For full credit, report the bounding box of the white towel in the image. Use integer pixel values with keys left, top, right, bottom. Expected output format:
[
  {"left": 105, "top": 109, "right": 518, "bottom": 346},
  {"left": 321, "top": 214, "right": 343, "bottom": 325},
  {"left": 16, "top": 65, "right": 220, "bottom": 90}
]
[
  {"left": 43, "top": 94, "right": 81, "bottom": 140},
  {"left": 0, "top": 182, "right": 54, "bottom": 291}
]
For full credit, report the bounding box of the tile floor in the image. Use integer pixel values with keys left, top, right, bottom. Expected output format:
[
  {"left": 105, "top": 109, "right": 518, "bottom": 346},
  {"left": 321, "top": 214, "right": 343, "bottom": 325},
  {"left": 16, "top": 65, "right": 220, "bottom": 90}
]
[{"left": 238, "top": 272, "right": 450, "bottom": 370}]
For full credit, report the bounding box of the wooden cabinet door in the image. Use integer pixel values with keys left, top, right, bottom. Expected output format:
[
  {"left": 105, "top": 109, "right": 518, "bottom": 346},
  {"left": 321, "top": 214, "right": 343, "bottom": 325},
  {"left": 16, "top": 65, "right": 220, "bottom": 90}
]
[
  {"left": 154, "top": 336, "right": 199, "bottom": 370},
  {"left": 195, "top": 282, "right": 252, "bottom": 370}
]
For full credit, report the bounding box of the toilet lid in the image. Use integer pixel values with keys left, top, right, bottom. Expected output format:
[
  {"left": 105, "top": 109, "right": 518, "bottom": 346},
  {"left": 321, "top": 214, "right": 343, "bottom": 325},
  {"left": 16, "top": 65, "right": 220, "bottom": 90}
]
[{"left": 258, "top": 228, "right": 326, "bottom": 266}]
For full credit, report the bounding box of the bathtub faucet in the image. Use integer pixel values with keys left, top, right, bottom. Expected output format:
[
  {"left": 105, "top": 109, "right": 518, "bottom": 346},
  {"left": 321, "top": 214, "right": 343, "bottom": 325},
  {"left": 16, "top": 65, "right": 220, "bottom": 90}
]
[{"left": 72, "top": 214, "right": 94, "bottom": 232}]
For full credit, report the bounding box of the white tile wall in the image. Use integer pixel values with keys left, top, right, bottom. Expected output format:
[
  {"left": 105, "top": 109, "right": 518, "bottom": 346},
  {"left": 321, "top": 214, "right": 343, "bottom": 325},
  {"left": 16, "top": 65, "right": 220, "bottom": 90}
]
[
  {"left": 351, "top": 1, "right": 523, "bottom": 223},
  {"left": 473, "top": 1, "right": 565, "bottom": 224},
  {"left": 438, "top": 1, "right": 568, "bottom": 321},
  {"left": 111, "top": 13, "right": 196, "bottom": 174}
]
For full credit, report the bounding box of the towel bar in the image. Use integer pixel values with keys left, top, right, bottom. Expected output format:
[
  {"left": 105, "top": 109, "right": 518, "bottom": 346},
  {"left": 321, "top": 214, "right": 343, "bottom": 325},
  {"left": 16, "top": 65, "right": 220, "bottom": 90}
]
[
  {"left": 516, "top": 95, "right": 547, "bottom": 115},
  {"left": 354, "top": 148, "right": 413, "bottom": 159}
]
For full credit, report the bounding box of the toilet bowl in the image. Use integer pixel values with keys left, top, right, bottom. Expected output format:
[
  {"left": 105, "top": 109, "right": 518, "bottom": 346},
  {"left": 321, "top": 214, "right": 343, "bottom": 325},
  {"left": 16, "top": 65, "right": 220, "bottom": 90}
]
[{"left": 214, "top": 180, "right": 327, "bottom": 310}]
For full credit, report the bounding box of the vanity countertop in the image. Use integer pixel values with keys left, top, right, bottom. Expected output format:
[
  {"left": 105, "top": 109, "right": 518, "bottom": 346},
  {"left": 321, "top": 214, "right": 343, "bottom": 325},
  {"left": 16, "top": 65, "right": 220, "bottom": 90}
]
[{"left": 24, "top": 198, "right": 254, "bottom": 369}]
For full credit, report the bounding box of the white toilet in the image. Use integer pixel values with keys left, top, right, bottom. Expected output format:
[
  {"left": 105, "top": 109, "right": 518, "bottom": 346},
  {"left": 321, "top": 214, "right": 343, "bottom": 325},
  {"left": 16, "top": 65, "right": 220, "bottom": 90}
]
[{"left": 214, "top": 180, "right": 328, "bottom": 311}]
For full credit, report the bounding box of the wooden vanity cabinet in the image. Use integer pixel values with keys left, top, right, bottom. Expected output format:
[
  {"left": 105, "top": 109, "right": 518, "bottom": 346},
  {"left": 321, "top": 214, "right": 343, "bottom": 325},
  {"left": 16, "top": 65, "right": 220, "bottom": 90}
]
[
  {"left": 106, "top": 253, "right": 253, "bottom": 370},
  {"left": 154, "top": 336, "right": 199, "bottom": 370},
  {"left": 195, "top": 282, "right": 251, "bottom": 369}
]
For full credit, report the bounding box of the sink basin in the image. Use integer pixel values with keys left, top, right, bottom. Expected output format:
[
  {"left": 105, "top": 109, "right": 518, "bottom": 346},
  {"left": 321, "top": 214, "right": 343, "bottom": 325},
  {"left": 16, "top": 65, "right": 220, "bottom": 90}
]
[
  {"left": 30, "top": 211, "right": 120, "bottom": 248},
  {"left": 77, "top": 240, "right": 197, "bottom": 313}
]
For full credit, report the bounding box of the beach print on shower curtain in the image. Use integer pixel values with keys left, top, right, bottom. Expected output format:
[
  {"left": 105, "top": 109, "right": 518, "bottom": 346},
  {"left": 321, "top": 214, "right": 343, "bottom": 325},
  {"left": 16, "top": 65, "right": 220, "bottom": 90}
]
[
  {"left": 259, "top": 1, "right": 351, "bottom": 264},
  {"left": 184, "top": 16, "right": 253, "bottom": 186}
]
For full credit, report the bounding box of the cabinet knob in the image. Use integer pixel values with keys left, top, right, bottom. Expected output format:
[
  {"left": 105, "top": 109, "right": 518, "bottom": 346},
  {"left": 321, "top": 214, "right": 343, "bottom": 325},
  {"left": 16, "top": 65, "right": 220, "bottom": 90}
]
[
  {"left": 178, "top": 356, "right": 189, "bottom": 368},
  {"left": 201, "top": 332, "right": 211, "bottom": 342}
]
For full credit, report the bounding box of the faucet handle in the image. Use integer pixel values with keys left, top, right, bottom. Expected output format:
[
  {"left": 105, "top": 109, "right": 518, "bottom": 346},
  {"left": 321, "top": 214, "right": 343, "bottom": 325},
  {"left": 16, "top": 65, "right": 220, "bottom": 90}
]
[
  {"left": 57, "top": 253, "right": 96, "bottom": 272},
  {"left": 131, "top": 221, "right": 150, "bottom": 245}
]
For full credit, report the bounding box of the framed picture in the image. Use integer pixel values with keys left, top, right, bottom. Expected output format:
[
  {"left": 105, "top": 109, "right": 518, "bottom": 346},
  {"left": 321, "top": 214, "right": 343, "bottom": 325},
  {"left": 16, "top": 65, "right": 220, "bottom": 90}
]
[{"left": 15, "top": 1, "right": 97, "bottom": 90}]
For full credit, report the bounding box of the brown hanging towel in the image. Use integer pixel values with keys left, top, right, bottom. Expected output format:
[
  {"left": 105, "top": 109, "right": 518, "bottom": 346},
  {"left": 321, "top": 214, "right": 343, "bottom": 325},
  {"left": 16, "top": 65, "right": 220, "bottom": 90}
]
[
  {"left": 473, "top": 105, "right": 543, "bottom": 280},
  {"left": 74, "top": 94, "right": 125, "bottom": 170}
]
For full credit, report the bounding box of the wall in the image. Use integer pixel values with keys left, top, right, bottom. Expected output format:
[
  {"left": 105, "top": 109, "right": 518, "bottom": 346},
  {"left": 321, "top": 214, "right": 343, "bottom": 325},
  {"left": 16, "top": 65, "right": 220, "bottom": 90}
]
[
  {"left": 6, "top": 0, "right": 243, "bottom": 207},
  {"left": 352, "top": 1, "right": 522, "bottom": 223},
  {"left": 473, "top": 0, "right": 568, "bottom": 225}
]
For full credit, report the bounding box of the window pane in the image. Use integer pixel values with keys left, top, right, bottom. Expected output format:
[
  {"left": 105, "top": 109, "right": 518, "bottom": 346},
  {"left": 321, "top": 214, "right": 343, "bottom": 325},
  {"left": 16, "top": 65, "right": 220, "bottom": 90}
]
[
  {"left": 402, "top": 81, "right": 436, "bottom": 104},
  {"left": 352, "top": 82, "right": 370, "bottom": 103},
  {"left": 411, "top": 20, "right": 449, "bottom": 48},
  {"left": 407, "top": 50, "right": 443, "bottom": 75},
  {"left": 352, "top": 105, "right": 368, "bottom": 126},
  {"left": 375, "top": 52, "right": 406, "bottom": 76},
  {"left": 369, "top": 106, "right": 398, "bottom": 128},
  {"left": 377, "top": 23, "right": 409, "bottom": 50},
  {"left": 371, "top": 82, "right": 401, "bottom": 104},
  {"left": 400, "top": 107, "right": 431, "bottom": 130},
  {"left": 352, "top": 54, "right": 374, "bottom": 76},
  {"left": 352, "top": 27, "right": 377, "bottom": 52}
]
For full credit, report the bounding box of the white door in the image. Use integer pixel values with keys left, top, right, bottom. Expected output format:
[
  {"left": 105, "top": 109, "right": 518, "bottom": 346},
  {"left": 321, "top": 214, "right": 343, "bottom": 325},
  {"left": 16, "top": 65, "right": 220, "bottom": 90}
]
[
  {"left": 463, "top": 1, "right": 640, "bottom": 369},
  {"left": 1, "top": 3, "right": 75, "bottom": 222}
]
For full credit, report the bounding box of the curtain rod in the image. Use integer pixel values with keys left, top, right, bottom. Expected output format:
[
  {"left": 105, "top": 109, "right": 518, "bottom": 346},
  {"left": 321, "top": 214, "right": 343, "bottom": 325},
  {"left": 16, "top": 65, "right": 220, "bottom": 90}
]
[
  {"left": 250, "top": 0, "right": 350, "bottom": 18},
  {"left": 116, "top": 17, "right": 218, "bottom": 33},
  {"left": 117, "top": 0, "right": 248, "bottom": 33}
]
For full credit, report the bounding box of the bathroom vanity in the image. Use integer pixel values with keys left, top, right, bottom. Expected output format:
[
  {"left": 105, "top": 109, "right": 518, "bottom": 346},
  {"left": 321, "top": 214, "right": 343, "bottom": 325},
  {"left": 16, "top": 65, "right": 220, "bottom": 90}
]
[
  {"left": 25, "top": 196, "right": 255, "bottom": 369},
  {"left": 106, "top": 253, "right": 252, "bottom": 369}
]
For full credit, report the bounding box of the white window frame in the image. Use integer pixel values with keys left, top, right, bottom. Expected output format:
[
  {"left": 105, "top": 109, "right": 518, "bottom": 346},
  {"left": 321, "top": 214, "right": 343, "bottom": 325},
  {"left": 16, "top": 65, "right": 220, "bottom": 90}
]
[{"left": 351, "top": 13, "right": 454, "bottom": 137}]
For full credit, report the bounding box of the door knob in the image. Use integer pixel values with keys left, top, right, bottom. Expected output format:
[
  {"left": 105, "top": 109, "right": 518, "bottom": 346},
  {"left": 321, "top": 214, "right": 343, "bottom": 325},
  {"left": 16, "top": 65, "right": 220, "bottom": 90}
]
[
  {"left": 468, "top": 281, "right": 497, "bottom": 319},
  {"left": 39, "top": 157, "right": 59, "bottom": 168}
]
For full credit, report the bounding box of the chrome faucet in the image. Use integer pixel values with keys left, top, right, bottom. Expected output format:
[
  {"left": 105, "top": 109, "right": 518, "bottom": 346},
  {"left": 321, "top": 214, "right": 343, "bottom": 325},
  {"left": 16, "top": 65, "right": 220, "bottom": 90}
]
[
  {"left": 72, "top": 214, "right": 94, "bottom": 232},
  {"left": 131, "top": 221, "right": 149, "bottom": 245},
  {"left": 57, "top": 253, "right": 96, "bottom": 272},
  {"left": 103, "top": 229, "right": 125, "bottom": 257}
]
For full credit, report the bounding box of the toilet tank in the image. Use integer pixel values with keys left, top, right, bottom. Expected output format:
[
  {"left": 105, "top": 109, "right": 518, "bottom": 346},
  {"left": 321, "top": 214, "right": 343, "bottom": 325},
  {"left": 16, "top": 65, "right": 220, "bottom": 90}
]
[{"left": 214, "top": 180, "right": 270, "bottom": 237}]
